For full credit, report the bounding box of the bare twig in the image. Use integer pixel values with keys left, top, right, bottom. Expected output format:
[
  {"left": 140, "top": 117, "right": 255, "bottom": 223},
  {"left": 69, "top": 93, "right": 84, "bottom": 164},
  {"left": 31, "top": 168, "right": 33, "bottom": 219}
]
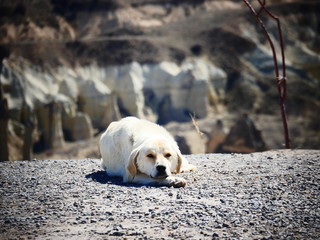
[
  {"left": 189, "top": 112, "right": 204, "bottom": 137},
  {"left": 242, "top": 0, "right": 290, "bottom": 148}
]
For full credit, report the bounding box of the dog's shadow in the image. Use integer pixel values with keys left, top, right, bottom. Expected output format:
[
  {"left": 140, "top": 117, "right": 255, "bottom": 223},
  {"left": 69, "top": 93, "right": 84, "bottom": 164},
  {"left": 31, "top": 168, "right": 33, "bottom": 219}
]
[
  {"left": 85, "top": 170, "right": 147, "bottom": 188},
  {"left": 85, "top": 170, "right": 122, "bottom": 185}
]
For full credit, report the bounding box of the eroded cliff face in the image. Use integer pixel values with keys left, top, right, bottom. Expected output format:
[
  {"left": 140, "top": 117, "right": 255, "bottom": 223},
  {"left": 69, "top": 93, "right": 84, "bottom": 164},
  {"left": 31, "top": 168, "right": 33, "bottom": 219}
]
[
  {"left": 0, "top": 0, "right": 319, "bottom": 160},
  {"left": 1, "top": 56, "right": 228, "bottom": 160}
]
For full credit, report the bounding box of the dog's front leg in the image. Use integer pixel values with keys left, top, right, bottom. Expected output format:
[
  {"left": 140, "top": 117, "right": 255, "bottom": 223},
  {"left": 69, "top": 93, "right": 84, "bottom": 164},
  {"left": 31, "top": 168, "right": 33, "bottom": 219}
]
[
  {"left": 161, "top": 176, "right": 186, "bottom": 187},
  {"left": 128, "top": 175, "right": 186, "bottom": 187}
]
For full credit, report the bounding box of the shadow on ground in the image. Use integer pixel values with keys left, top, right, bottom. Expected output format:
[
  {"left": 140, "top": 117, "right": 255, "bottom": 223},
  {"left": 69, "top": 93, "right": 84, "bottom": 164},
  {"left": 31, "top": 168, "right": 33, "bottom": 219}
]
[
  {"left": 85, "top": 170, "right": 159, "bottom": 188},
  {"left": 85, "top": 170, "right": 123, "bottom": 184}
]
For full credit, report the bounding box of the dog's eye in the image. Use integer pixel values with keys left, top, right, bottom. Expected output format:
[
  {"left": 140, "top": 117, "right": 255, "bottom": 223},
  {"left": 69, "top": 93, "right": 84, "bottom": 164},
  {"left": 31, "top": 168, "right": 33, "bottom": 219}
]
[
  {"left": 147, "top": 154, "right": 155, "bottom": 159},
  {"left": 165, "top": 153, "right": 171, "bottom": 158}
]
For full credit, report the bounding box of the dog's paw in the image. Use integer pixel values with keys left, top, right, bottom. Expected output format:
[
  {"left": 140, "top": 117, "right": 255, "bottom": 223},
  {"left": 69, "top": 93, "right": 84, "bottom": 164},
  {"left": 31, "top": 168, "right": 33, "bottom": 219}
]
[{"left": 164, "top": 176, "right": 187, "bottom": 188}]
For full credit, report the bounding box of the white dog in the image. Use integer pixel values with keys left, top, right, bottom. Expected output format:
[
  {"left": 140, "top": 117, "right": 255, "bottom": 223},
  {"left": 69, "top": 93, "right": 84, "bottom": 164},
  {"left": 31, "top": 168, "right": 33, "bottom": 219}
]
[{"left": 100, "top": 117, "right": 195, "bottom": 187}]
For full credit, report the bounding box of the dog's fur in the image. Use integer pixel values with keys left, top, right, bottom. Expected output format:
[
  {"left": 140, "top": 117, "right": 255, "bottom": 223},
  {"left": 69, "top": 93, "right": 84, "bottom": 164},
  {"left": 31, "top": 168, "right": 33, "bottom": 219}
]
[{"left": 100, "top": 117, "right": 195, "bottom": 187}]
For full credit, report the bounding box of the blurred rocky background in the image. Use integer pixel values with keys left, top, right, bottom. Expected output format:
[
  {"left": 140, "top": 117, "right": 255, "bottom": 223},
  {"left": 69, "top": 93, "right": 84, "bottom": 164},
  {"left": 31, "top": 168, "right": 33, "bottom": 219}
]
[{"left": 0, "top": 0, "right": 319, "bottom": 161}]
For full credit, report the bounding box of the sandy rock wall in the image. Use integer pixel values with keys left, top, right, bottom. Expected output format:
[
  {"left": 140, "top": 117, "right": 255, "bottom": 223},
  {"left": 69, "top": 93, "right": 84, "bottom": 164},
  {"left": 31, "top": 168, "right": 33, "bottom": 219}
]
[
  {"left": 1, "top": 0, "right": 320, "bottom": 160},
  {"left": 1, "top": 56, "right": 226, "bottom": 160}
]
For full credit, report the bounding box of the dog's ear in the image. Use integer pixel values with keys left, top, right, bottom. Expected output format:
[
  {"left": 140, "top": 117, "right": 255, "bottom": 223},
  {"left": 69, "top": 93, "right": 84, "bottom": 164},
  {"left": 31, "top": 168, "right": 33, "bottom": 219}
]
[
  {"left": 175, "top": 153, "right": 183, "bottom": 174},
  {"left": 124, "top": 148, "right": 139, "bottom": 182},
  {"left": 128, "top": 149, "right": 139, "bottom": 176}
]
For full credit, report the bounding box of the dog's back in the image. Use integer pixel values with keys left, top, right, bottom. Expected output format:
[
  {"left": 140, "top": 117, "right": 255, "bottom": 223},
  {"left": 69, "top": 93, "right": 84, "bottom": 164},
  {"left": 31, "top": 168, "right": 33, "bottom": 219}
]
[{"left": 99, "top": 118, "right": 133, "bottom": 176}]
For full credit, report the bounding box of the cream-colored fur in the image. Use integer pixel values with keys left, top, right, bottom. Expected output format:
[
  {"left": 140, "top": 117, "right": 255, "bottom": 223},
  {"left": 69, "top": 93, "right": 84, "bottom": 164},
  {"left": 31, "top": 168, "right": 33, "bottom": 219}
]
[{"left": 99, "top": 117, "right": 195, "bottom": 187}]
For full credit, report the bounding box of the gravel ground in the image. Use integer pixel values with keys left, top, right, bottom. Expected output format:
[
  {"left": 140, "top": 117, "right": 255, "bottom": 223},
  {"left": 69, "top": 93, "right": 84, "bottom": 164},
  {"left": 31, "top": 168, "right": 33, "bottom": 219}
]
[{"left": 0, "top": 150, "right": 319, "bottom": 239}]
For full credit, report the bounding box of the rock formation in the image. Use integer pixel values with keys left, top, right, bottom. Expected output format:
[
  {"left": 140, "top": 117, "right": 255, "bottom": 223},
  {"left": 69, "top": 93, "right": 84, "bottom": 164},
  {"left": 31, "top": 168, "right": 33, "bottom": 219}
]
[
  {"left": 0, "top": 56, "right": 227, "bottom": 159},
  {"left": 216, "top": 114, "right": 267, "bottom": 153},
  {"left": 0, "top": 0, "right": 319, "bottom": 160}
]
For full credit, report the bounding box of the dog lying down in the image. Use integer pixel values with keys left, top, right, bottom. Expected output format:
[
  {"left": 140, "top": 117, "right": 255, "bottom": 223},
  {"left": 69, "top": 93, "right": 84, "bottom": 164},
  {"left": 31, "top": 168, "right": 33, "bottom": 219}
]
[{"left": 100, "top": 117, "right": 196, "bottom": 187}]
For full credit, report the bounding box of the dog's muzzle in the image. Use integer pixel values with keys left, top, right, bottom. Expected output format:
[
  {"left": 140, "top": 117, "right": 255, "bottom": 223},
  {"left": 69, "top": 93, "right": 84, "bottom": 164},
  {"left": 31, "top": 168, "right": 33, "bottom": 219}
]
[{"left": 153, "top": 165, "right": 169, "bottom": 179}]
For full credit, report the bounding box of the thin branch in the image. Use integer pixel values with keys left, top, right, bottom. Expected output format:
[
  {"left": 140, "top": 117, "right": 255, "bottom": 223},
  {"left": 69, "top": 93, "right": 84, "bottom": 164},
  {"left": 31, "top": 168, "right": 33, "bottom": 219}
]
[{"left": 242, "top": 0, "right": 290, "bottom": 148}]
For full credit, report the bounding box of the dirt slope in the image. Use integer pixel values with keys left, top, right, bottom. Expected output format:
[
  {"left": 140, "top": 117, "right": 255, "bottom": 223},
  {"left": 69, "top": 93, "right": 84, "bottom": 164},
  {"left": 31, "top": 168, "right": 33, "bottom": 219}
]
[{"left": 0, "top": 150, "right": 319, "bottom": 239}]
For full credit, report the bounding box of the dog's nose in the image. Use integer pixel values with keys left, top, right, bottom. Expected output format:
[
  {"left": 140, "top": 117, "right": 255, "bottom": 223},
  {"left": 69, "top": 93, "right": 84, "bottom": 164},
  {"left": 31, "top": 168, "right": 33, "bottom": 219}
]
[{"left": 156, "top": 165, "right": 166, "bottom": 174}]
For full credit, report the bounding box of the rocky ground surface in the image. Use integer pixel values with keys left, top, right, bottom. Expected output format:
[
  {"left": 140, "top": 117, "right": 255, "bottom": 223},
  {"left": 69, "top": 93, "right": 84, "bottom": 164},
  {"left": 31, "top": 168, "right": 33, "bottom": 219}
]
[{"left": 1, "top": 149, "right": 319, "bottom": 239}]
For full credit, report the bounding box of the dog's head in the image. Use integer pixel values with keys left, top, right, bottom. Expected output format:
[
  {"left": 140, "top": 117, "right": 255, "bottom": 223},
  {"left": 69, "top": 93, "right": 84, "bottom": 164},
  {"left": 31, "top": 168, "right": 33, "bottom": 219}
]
[{"left": 125, "top": 138, "right": 182, "bottom": 181}]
